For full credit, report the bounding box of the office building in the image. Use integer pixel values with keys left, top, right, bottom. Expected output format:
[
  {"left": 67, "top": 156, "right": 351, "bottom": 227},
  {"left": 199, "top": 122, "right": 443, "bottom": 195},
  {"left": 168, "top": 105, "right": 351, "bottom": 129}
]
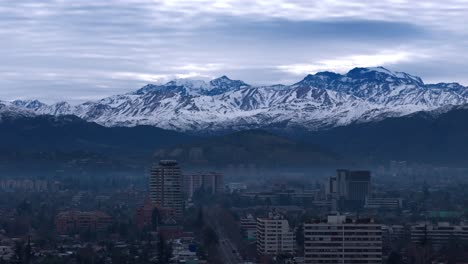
[
  {"left": 256, "top": 212, "right": 295, "bottom": 257},
  {"left": 327, "top": 170, "right": 371, "bottom": 209},
  {"left": 149, "top": 160, "right": 184, "bottom": 220},
  {"left": 304, "top": 215, "right": 382, "bottom": 264}
]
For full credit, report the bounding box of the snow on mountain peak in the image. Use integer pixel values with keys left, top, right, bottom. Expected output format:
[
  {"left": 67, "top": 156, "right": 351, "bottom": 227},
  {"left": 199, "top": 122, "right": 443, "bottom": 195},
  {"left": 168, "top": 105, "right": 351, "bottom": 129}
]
[
  {"left": 346, "top": 66, "right": 424, "bottom": 85},
  {"left": 12, "top": 99, "right": 47, "bottom": 110},
  {"left": 7, "top": 68, "right": 468, "bottom": 132},
  {"left": 166, "top": 78, "right": 210, "bottom": 89},
  {"left": 208, "top": 75, "right": 250, "bottom": 95}
]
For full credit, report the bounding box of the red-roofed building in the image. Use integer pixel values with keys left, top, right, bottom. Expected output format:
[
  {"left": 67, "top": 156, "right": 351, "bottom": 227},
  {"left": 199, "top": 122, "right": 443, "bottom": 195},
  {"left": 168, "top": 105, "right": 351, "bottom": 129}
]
[{"left": 55, "top": 210, "right": 113, "bottom": 234}]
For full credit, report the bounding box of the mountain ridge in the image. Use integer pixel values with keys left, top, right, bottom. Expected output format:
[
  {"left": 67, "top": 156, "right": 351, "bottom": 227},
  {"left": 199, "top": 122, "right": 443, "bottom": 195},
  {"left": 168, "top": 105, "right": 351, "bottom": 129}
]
[{"left": 4, "top": 67, "right": 468, "bottom": 132}]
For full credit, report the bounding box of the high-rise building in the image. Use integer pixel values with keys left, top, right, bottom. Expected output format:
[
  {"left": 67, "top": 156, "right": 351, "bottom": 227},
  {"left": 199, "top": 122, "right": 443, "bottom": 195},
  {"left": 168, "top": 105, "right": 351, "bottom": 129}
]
[
  {"left": 149, "top": 160, "right": 183, "bottom": 220},
  {"left": 304, "top": 215, "right": 382, "bottom": 264},
  {"left": 256, "top": 212, "right": 295, "bottom": 257},
  {"left": 327, "top": 170, "right": 371, "bottom": 209},
  {"left": 183, "top": 172, "right": 224, "bottom": 199},
  {"left": 336, "top": 170, "right": 371, "bottom": 201}
]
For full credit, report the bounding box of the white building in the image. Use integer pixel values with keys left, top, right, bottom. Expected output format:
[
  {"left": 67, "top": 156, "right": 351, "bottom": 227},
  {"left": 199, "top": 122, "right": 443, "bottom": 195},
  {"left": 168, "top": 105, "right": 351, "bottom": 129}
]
[
  {"left": 240, "top": 214, "right": 257, "bottom": 241},
  {"left": 411, "top": 222, "right": 468, "bottom": 248},
  {"left": 256, "top": 212, "right": 295, "bottom": 257},
  {"left": 304, "top": 215, "right": 382, "bottom": 264}
]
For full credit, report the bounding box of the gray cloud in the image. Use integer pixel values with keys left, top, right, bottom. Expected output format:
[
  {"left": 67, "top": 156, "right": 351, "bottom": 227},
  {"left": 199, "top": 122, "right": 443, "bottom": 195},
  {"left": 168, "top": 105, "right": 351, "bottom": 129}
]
[{"left": 0, "top": 0, "right": 467, "bottom": 103}]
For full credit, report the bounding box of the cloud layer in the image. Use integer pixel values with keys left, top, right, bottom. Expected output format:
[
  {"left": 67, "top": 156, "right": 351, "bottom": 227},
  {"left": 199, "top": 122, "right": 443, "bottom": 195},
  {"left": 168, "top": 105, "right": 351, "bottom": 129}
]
[{"left": 1, "top": 0, "right": 467, "bottom": 103}]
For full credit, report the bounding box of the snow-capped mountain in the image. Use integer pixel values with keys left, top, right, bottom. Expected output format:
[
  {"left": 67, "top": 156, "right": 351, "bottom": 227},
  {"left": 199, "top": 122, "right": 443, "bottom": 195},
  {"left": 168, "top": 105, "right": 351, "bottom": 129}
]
[{"left": 5, "top": 67, "right": 468, "bottom": 132}]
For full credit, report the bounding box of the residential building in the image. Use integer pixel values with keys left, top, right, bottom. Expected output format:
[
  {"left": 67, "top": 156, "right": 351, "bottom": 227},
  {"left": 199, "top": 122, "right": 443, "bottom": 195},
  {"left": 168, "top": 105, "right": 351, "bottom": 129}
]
[
  {"left": 411, "top": 222, "right": 468, "bottom": 248},
  {"left": 304, "top": 215, "right": 382, "bottom": 264},
  {"left": 183, "top": 172, "right": 224, "bottom": 199},
  {"left": 240, "top": 214, "right": 257, "bottom": 241},
  {"left": 364, "top": 197, "right": 404, "bottom": 209},
  {"left": 55, "top": 210, "right": 113, "bottom": 234},
  {"left": 256, "top": 212, "right": 295, "bottom": 257},
  {"left": 149, "top": 160, "right": 184, "bottom": 220},
  {"left": 135, "top": 198, "right": 157, "bottom": 230}
]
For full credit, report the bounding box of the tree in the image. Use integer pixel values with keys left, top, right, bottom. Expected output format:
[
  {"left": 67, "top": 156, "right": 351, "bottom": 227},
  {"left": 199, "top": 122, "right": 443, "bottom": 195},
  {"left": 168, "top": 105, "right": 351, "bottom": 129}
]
[
  {"left": 295, "top": 224, "right": 304, "bottom": 249},
  {"left": 202, "top": 226, "right": 219, "bottom": 246},
  {"left": 14, "top": 241, "right": 24, "bottom": 264},
  {"left": 151, "top": 207, "right": 160, "bottom": 231},
  {"left": 24, "top": 236, "right": 31, "bottom": 264},
  {"left": 387, "top": 252, "right": 403, "bottom": 264},
  {"left": 158, "top": 234, "right": 172, "bottom": 264},
  {"left": 196, "top": 206, "right": 204, "bottom": 227}
]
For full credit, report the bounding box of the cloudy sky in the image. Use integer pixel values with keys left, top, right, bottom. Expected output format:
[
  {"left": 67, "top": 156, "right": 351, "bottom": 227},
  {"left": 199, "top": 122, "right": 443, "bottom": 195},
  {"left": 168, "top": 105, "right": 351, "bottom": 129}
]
[{"left": 1, "top": 0, "right": 468, "bottom": 103}]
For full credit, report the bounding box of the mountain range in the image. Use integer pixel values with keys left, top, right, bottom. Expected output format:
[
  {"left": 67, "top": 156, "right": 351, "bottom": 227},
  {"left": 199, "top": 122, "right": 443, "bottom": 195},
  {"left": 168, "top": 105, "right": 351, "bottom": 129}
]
[
  {"left": 3, "top": 105, "right": 468, "bottom": 168},
  {"left": 3, "top": 66, "right": 468, "bottom": 132}
]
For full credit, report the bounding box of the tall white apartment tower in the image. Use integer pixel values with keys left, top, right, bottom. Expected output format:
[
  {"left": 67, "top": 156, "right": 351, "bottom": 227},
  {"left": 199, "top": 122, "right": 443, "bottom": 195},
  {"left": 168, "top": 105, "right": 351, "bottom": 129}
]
[
  {"left": 256, "top": 212, "right": 295, "bottom": 257},
  {"left": 304, "top": 215, "right": 382, "bottom": 264}
]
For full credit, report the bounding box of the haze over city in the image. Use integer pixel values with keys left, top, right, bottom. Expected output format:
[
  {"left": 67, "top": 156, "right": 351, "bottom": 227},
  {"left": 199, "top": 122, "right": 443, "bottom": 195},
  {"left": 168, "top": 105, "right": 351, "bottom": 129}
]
[{"left": 2, "top": 1, "right": 468, "bottom": 264}]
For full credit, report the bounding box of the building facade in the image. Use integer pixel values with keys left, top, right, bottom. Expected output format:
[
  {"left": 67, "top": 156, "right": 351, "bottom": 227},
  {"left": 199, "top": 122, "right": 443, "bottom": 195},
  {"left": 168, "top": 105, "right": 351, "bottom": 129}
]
[
  {"left": 364, "top": 197, "right": 404, "bottom": 209},
  {"left": 149, "top": 160, "right": 184, "bottom": 220},
  {"left": 256, "top": 212, "right": 295, "bottom": 257},
  {"left": 411, "top": 222, "right": 468, "bottom": 248},
  {"left": 134, "top": 198, "right": 157, "bottom": 230},
  {"left": 327, "top": 170, "right": 371, "bottom": 209},
  {"left": 55, "top": 210, "right": 113, "bottom": 234},
  {"left": 241, "top": 214, "right": 257, "bottom": 241},
  {"left": 183, "top": 172, "right": 224, "bottom": 199},
  {"left": 304, "top": 215, "right": 382, "bottom": 264}
]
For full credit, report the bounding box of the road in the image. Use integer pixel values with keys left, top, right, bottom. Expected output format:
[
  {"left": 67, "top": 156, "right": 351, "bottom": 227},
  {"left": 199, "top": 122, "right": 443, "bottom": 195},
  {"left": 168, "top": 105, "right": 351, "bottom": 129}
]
[
  {"left": 216, "top": 226, "right": 243, "bottom": 264},
  {"left": 204, "top": 206, "right": 244, "bottom": 264}
]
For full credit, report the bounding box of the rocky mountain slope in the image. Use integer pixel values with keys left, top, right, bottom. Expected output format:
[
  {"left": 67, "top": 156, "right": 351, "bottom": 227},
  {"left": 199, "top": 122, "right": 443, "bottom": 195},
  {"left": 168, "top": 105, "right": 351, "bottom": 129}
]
[{"left": 4, "top": 67, "right": 468, "bottom": 132}]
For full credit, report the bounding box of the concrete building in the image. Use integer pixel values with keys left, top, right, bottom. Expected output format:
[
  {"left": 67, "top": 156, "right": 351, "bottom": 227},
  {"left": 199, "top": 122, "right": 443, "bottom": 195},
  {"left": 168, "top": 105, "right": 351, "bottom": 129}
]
[
  {"left": 134, "top": 198, "right": 157, "bottom": 230},
  {"left": 327, "top": 170, "right": 371, "bottom": 209},
  {"left": 411, "top": 222, "right": 468, "bottom": 248},
  {"left": 364, "top": 197, "right": 404, "bottom": 209},
  {"left": 149, "top": 160, "right": 184, "bottom": 220},
  {"left": 304, "top": 215, "right": 382, "bottom": 264},
  {"left": 240, "top": 214, "right": 257, "bottom": 241},
  {"left": 55, "top": 210, "right": 113, "bottom": 234},
  {"left": 183, "top": 172, "right": 224, "bottom": 199},
  {"left": 256, "top": 212, "right": 295, "bottom": 257}
]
